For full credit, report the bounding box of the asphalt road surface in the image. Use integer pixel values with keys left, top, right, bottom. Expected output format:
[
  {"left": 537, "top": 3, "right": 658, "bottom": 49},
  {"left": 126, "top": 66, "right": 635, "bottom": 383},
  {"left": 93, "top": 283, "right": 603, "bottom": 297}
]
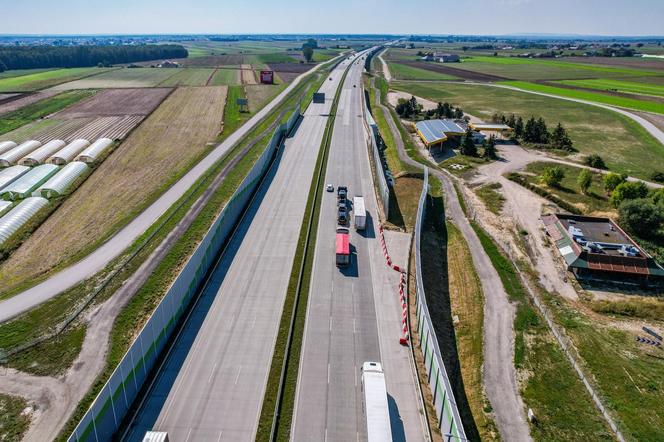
[
  {"left": 120, "top": 57, "right": 350, "bottom": 441},
  {"left": 0, "top": 58, "right": 340, "bottom": 323},
  {"left": 291, "top": 52, "right": 426, "bottom": 441}
]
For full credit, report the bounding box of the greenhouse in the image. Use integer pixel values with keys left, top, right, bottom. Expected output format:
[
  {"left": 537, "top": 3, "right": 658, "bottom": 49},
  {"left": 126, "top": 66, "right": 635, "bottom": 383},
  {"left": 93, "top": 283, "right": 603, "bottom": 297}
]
[
  {"left": 76, "top": 138, "right": 114, "bottom": 163},
  {"left": 0, "top": 141, "right": 18, "bottom": 156},
  {"left": 0, "top": 196, "right": 49, "bottom": 246},
  {"left": 49, "top": 139, "right": 90, "bottom": 165},
  {"left": 0, "top": 140, "right": 42, "bottom": 167},
  {"left": 0, "top": 165, "right": 29, "bottom": 192},
  {"left": 39, "top": 161, "right": 89, "bottom": 198},
  {"left": 0, "top": 200, "right": 12, "bottom": 217},
  {"left": 1, "top": 164, "right": 59, "bottom": 201},
  {"left": 19, "top": 140, "right": 66, "bottom": 166}
]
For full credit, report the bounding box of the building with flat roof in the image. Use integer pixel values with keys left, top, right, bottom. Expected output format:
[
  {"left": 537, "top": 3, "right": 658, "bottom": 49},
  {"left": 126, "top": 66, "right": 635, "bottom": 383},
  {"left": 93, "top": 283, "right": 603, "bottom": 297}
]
[
  {"left": 542, "top": 213, "right": 664, "bottom": 282},
  {"left": 415, "top": 119, "right": 466, "bottom": 148}
]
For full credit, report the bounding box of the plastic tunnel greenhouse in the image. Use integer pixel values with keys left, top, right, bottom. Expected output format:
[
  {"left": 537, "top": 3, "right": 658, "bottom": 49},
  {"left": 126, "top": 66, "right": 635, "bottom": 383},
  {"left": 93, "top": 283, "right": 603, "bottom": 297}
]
[
  {"left": 0, "top": 141, "right": 18, "bottom": 156},
  {"left": 0, "top": 165, "right": 29, "bottom": 191},
  {"left": 49, "top": 139, "right": 90, "bottom": 165},
  {"left": 0, "top": 200, "right": 12, "bottom": 217},
  {"left": 76, "top": 138, "right": 113, "bottom": 163},
  {"left": 19, "top": 140, "right": 66, "bottom": 166},
  {"left": 0, "top": 140, "right": 42, "bottom": 167},
  {"left": 39, "top": 161, "right": 88, "bottom": 198},
  {"left": 1, "top": 164, "right": 59, "bottom": 201},
  {"left": 0, "top": 196, "right": 49, "bottom": 246}
]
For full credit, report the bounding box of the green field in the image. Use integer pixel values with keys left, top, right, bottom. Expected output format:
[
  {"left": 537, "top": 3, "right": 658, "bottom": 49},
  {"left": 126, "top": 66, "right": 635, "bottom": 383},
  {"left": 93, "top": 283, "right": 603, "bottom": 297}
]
[
  {"left": 387, "top": 61, "right": 458, "bottom": 81},
  {"left": 0, "top": 68, "right": 58, "bottom": 79},
  {"left": 0, "top": 67, "right": 111, "bottom": 92},
  {"left": 209, "top": 68, "right": 240, "bottom": 85},
  {"left": 52, "top": 67, "right": 180, "bottom": 89},
  {"left": 556, "top": 78, "right": 664, "bottom": 98},
  {"left": 503, "top": 80, "right": 664, "bottom": 114},
  {"left": 157, "top": 68, "right": 216, "bottom": 86},
  {"left": 391, "top": 81, "right": 664, "bottom": 179}
]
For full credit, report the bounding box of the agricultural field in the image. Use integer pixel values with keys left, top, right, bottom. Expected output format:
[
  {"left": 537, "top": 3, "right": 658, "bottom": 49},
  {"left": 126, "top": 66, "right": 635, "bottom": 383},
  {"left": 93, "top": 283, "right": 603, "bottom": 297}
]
[
  {"left": 52, "top": 67, "right": 180, "bottom": 89},
  {"left": 267, "top": 63, "right": 312, "bottom": 83},
  {"left": 555, "top": 78, "right": 664, "bottom": 98},
  {"left": 1, "top": 88, "right": 171, "bottom": 143},
  {"left": 245, "top": 84, "right": 286, "bottom": 113},
  {"left": 0, "top": 67, "right": 113, "bottom": 93},
  {"left": 391, "top": 81, "right": 664, "bottom": 179},
  {"left": 387, "top": 61, "right": 459, "bottom": 81},
  {"left": 240, "top": 64, "right": 258, "bottom": 85},
  {"left": 0, "top": 68, "right": 57, "bottom": 79},
  {"left": 0, "top": 90, "right": 61, "bottom": 116},
  {"left": 157, "top": 68, "right": 216, "bottom": 86},
  {"left": 208, "top": 68, "right": 241, "bottom": 85},
  {"left": 503, "top": 81, "right": 664, "bottom": 114},
  {"left": 0, "top": 86, "right": 228, "bottom": 293},
  {"left": 565, "top": 56, "right": 664, "bottom": 73}
]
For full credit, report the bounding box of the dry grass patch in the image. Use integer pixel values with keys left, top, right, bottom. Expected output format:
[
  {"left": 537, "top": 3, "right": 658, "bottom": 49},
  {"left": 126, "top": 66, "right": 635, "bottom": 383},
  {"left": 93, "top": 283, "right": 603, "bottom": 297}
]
[
  {"left": 246, "top": 84, "right": 285, "bottom": 113},
  {"left": 0, "top": 86, "right": 228, "bottom": 294}
]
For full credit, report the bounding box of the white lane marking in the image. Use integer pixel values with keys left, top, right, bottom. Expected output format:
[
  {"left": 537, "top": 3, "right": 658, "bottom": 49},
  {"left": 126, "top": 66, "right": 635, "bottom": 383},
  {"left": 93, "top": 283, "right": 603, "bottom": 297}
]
[
  {"left": 184, "top": 428, "right": 193, "bottom": 442},
  {"left": 325, "top": 427, "right": 328, "bottom": 442},
  {"left": 208, "top": 363, "right": 217, "bottom": 383},
  {"left": 353, "top": 318, "right": 356, "bottom": 335},
  {"left": 355, "top": 365, "right": 357, "bottom": 387},
  {"left": 329, "top": 316, "right": 333, "bottom": 332},
  {"left": 216, "top": 431, "right": 223, "bottom": 442},
  {"left": 234, "top": 365, "right": 242, "bottom": 385},
  {"left": 250, "top": 314, "right": 256, "bottom": 330},
  {"left": 328, "top": 363, "right": 330, "bottom": 384}
]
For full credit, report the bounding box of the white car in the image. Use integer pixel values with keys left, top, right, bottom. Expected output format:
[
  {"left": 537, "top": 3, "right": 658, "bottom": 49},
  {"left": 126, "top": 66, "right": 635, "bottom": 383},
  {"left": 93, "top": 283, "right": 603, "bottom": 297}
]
[{"left": 326, "top": 184, "right": 334, "bottom": 192}]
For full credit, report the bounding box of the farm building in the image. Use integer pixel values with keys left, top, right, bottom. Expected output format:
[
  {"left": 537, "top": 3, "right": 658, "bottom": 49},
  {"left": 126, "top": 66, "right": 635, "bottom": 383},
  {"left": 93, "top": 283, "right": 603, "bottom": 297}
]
[
  {"left": 0, "top": 197, "right": 49, "bottom": 246},
  {"left": 415, "top": 119, "right": 466, "bottom": 148},
  {"left": 439, "top": 53, "right": 460, "bottom": 63},
  {"left": 0, "top": 165, "right": 29, "bottom": 191},
  {"left": 469, "top": 123, "right": 513, "bottom": 138},
  {"left": 38, "top": 161, "right": 88, "bottom": 198},
  {"left": 542, "top": 213, "right": 664, "bottom": 282},
  {"left": 0, "top": 200, "right": 12, "bottom": 217},
  {"left": 0, "top": 140, "right": 42, "bottom": 167},
  {"left": 49, "top": 139, "right": 90, "bottom": 165},
  {"left": 76, "top": 138, "right": 113, "bottom": 163},
  {"left": 19, "top": 140, "right": 66, "bottom": 166},
  {"left": 0, "top": 141, "right": 17, "bottom": 156},
  {"left": 1, "top": 164, "right": 59, "bottom": 201}
]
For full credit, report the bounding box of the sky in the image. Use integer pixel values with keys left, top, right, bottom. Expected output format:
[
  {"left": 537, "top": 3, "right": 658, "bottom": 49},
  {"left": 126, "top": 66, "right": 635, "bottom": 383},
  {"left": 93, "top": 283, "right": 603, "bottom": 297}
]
[{"left": 0, "top": 0, "right": 662, "bottom": 36}]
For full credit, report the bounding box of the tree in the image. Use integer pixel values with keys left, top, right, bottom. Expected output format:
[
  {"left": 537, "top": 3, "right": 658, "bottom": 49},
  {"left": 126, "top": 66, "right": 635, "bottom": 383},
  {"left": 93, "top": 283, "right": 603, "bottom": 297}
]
[
  {"left": 302, "top": 38, "right": 318, "bottom": 49},
  {"left": 303, "top": 46, "right": 314, "bottom": 62},
  {"left": 536, "top": 117, "right": 549, "bottom": 143},
  {"left": 577, "top": 169, "right": 593, "bottom": 194},
  {"left": 610, "top": 181, "right": 649, "bottom": 207},
  {"left": 514, "top": 116, "right": 524, "bottom": 139},
  {"left": 603, "top": 172, "right": 626, "bottom": 193},
  {"left": 541, "top": 166, "right": 564, "bottom": 188},
  {"left": 619, "top": 199, "right": 664, "bottom": 238},
  {"left": 483, "top": 137, "right": 497, "bottom": 159},
  {"left": 523, "top": 117, "right": 537, "bottom": 143},
  {"left": 460, "top": 128, "right": 478, "bottom": 156},
  {"left": 650, "top": 171, "right": 664, "bottom": 183},
  {"left": 551, "top": 122, "right": 573, "bottom": 150},
  {"left": 453, "top": 107, "right": 464, "bottom": 119},
  {"left": 584, "top": 154, "right": 607, "bottom": 170}
]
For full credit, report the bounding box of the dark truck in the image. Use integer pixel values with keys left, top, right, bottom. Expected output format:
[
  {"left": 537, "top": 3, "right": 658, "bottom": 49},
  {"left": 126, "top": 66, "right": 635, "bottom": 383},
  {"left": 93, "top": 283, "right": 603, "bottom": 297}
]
[{"left": 337, "top": 185, "right": 348, "bottom": 202}]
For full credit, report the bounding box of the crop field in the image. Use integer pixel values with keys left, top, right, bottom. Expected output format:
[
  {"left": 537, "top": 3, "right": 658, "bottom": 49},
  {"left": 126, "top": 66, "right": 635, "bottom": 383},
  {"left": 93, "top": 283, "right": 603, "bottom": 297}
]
[
  {"left": 52, "top": 68, "right": 180, "bottom": 89},
  {"left": 246, "top": 84, "right": 286, "bottom": 113},
  {"left": 387, "top": 61, "right": 459, "bottom": 81},
  {"left": 391, "top": 81, "right": 664, "bottom": 178},
  {"left": 565, "top": 56, "right": 664, "bottom": 73},
  {"left": 0, "top": 67, "right": 113, "bottom": 93},
  {"left": 208, "top": 68, "right": 241, "bottom": 85},
  {"left": 555, "top": 78, "right": 664, "bottom": 98},
  {"left": 240, "top": 64, "right": 258, "bottom": 84},
  {"left": 0, "top": 90, "right": 62, "bottom": 116},
  {"left": 502, "top": 81, "right": 664, "bottom": 114},
  {"left": 267, "top": 63, "right": 312, "bottom": 83},
  {"left": 56, "top": 88, "right": 172, "bottom": 117},
  {"left": 157, "top": 68, "right": 216, "bottom": 86},
  {"left": 0, "top": 68, "right": 58, "bottom": 79},
  {"left": 0, "top": 86, "right": 228, "bottom": 292},
  {"left": 180, "top": 54, "right": 244, "bottom": 67}
]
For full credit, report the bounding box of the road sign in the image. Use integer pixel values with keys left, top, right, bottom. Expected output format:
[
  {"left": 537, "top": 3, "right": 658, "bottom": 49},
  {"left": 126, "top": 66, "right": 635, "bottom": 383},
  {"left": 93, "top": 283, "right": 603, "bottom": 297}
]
[
  {"left": 236, "top": 98, "right": 248, "bottom": 106},
  {"left": 260, "top": 70, "right": 274, "bottom": 84},
  {"left": 313, "top": 93, "right": 325, "bottom": 104}
]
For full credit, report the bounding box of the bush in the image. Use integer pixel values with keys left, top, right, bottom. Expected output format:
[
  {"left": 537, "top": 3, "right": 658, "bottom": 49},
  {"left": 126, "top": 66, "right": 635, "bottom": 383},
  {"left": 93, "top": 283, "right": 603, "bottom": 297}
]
[
  {"left": 603, "top": 172, "right": 626, "bottom": 193},
  {"left": 619, "top": 199, "right": 664, "bottom": 238},
  {"left": 541, "top": 166, "right": 564, "bottom": 188},
  {"left": 584, "top": 154, "right": 607, "bottom": 170},
  {"left": 610, "top": 181, "right": 648, "bottom": 207},
  {"left": 650, "top": 171, "right": 664, "bottom": 183}
]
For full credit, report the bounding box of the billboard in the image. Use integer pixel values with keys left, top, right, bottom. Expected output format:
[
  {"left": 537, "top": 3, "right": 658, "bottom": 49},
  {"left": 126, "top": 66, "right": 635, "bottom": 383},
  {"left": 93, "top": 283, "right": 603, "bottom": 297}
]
[{"left": 260, "top": 70, "right": 274, "bottom": 84}]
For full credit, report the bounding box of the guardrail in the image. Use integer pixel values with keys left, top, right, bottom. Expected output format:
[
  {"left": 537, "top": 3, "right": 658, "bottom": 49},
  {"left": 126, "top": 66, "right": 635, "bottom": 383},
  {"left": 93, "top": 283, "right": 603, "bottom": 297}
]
[
  {"left": 68, "top": 104, "right": 301, "bottom": 442},
  {"left": 413, "top": 167, "right": 467, "bottom": 442},
  {"left": 362, "top": 100, "right": 390, "bottom": 218}
]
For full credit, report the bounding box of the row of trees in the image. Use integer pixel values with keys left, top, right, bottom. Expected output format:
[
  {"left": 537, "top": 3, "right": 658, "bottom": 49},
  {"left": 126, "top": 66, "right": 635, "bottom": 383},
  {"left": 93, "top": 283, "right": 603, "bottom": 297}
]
[
  {"left": 460, "top": 128, "right": 496, "bottom": 159},
  {"left": 0, "top": 44, "right": 188, "bottom": 71},
  {"left": 492, "top": 113, "right": 574, "bottom": 151},
  {"left": 395, "top": 96, "right": 465, "bottom": 121}
]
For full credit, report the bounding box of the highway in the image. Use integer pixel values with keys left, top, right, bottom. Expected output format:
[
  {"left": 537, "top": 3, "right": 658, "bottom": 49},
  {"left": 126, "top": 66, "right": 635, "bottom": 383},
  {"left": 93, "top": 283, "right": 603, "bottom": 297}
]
[
  {"left": 0, "top": 57, "right": 341, "bottom": 323},
  {"left": 291, "top": 52, "right": 427, "bottom": 441},
  {"left": 120, "top": 56, "right": 350, "bottom": 441}
]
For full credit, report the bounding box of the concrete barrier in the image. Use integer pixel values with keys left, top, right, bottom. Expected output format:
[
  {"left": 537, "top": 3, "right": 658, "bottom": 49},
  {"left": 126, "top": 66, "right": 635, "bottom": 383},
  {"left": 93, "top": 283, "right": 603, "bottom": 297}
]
[
  {"left": 68, "top": 105, "right": 300, "bottom": 442},
  {"left": 413, "top": 168, "right": 467, "bottom": 441}
]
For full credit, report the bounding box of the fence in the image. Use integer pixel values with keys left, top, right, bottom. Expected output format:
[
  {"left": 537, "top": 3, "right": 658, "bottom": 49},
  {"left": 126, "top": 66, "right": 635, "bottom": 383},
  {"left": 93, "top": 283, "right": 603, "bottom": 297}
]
[
  {"left": 413, "top": 168, "right": 467, "bottom": 442},
  {"left": 362, "top": 99, "right": 390, "bottom": 218},
  {"left": 68, "top": 104, "right": 301, "bottom": 442}
]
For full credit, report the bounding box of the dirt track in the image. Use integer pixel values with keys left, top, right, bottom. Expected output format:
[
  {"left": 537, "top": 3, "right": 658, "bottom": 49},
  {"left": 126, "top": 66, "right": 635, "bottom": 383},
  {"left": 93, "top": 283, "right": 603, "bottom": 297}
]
[{"left": 400, "top": 61, "right": 508, "bottom": 82}]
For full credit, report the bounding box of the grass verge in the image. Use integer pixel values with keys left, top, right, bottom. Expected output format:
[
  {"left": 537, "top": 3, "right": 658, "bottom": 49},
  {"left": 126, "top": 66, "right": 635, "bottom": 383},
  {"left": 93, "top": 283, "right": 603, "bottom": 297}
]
[
  {"left": 474, "top": 182, "right": 505, "bottom": 215},
  {"left": 0, "top": 393, "right": 31, "bottom": 441}
]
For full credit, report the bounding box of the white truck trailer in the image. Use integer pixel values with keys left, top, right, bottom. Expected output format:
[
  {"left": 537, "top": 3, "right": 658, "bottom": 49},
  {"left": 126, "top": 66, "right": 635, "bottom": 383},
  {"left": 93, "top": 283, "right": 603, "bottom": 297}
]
[
  {"left": 353, "top": 196, "right": 366, "bottom": 230},
  {"left": 361, "top": 361, "right": 393, "bottom": 442}
]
